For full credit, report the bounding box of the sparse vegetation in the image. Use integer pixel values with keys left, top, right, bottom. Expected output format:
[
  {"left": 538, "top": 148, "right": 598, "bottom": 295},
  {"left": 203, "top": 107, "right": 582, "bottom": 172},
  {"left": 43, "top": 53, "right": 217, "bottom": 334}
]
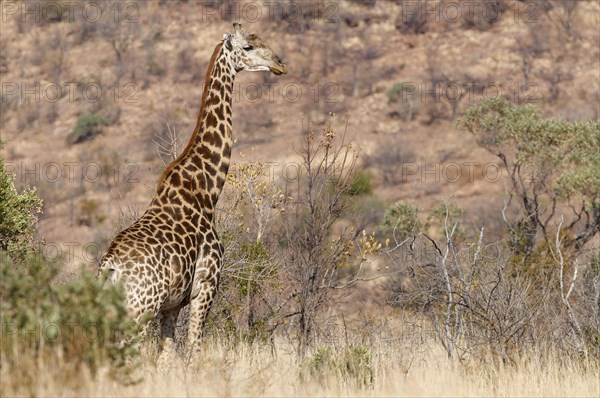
[
  {"left": 347, "top": 170, "right": 373, "bottom": 196},
  {"left": 78, "top": 198, "right": 107, "bottom": 226},
  {"left": 381, "top": 202, "right": 421, "bottom": 239},
  {"left": 303, "top": 344, "right": 374, "bottom": 389},
  {"left": 387, "top": 82, "right": 419, "bottom": 121},
  {"left": 147, "top": 59, "right": 166, "bottom": 77},
  {"left": 66, "top": 114, "right": 110, "bottom": 145},
  {"left": 1, "top": 251, "right": 140, "bottom": 394},
  {"left": 2, "top": 1, "right": 599, "bottom": 396}
]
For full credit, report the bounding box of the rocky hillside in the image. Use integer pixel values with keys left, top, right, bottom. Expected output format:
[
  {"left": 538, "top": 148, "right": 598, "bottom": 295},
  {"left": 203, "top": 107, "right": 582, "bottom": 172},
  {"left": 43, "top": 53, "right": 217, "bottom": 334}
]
[{"left": 1, "top": 0, "right": 598, "bottom": 263}]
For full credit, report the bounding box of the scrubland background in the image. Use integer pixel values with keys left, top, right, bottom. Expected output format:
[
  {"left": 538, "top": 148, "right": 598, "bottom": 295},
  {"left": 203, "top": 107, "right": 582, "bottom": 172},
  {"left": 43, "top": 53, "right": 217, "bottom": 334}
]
[{"left": 1, "top": 0, "right": 599, "bottom": 396}]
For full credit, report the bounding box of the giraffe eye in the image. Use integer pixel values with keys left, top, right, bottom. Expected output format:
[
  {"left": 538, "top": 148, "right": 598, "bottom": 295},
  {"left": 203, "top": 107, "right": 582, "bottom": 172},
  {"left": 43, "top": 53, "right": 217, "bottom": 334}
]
[{"left": 242, "top": 45, "right": 253, "bottom": 51}]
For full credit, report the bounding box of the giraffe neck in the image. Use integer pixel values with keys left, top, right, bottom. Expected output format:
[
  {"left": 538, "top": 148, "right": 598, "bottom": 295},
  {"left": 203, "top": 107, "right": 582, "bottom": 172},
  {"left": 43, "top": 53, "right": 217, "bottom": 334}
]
[{"left": 155, "top": 42, "right": 236, "bottom": 214}]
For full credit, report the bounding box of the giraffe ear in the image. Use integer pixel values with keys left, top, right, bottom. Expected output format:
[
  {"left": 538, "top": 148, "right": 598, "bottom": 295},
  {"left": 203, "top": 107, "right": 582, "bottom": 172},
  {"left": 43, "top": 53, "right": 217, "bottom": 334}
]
[
  {"left": 232, "top": 21, "right": 246, "bottom": 40},
  {"left": 223, "top": 34, "right": 232, "bottom": 51}
]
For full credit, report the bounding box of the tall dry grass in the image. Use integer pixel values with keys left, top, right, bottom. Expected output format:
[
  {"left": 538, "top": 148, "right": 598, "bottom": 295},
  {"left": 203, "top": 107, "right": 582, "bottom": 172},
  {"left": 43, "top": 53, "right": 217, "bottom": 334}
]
[{"left": 4, "top": 336, "right": 598, "bottom": 397}]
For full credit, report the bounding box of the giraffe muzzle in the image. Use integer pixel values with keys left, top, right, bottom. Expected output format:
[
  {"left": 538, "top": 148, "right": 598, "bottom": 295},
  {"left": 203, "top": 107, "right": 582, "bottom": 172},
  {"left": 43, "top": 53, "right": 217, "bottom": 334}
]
[
  {"left": 270, "top": 55, "right": 287, "bottom": 75},
  {"left": 270, "top": 64, "right": 288, "bottom": 75}
]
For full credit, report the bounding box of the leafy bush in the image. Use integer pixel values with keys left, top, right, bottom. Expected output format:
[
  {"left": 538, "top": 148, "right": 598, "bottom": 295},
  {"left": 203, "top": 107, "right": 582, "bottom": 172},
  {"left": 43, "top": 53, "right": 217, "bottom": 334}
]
[
  {"left": 79, "top": 198, "right": 107, "bottom": 226},
  {"left": 306, "top": 345, "right": 335, "bottom": 380},
  {"left": 66, "top": 114, "right": 110, "bottom": 145},
  {"left": 341, "top": 345, "right": 374, "bottom": 387},
  {"left": 147, "top": 60, "right": 166, "bottom": 76},
  {"left": 428, "top": 201, "right": 467, "bottom": 242},
  {"left": 304, "top": 344, "right": 374, "bottom": 388},
  {"left": 347, "top": 170, "right": 373, "bottom": 196},
  {"left": 1, "top": 252, "right": 139, "bottom": 391},
  {"left": 386, "top": 82, "right": 410, "bottom": 104},
  {"left": 0, "top": 141, "right": 43, "bottom": 257},
  {"left": 0, "top": 145, "right": 138, "bottom": 393},
  {"left": 214, "top": 239, "right": 277, "bottom": 343},
  {"left": 382, "top": 202, "right": 421, "bottom": 239}
]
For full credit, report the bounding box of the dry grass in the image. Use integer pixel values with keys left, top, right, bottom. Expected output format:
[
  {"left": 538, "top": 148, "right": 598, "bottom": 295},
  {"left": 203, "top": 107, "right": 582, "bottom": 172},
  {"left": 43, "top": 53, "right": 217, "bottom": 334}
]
[{"left": 4, "top": 337, "right": 598, "bottom": 397}]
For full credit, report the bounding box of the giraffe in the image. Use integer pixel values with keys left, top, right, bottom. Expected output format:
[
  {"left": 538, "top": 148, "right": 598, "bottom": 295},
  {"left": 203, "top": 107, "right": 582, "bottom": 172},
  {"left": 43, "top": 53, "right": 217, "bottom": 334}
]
[{"left": 98, "top": 23, "right": 287, "bottom": 356}]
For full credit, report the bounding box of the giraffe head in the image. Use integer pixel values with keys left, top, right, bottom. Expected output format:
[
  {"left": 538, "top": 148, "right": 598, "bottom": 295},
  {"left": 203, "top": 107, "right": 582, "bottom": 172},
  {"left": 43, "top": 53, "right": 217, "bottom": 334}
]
[{"left": 223, "top": 22, "right": 288, "bottom": 75}]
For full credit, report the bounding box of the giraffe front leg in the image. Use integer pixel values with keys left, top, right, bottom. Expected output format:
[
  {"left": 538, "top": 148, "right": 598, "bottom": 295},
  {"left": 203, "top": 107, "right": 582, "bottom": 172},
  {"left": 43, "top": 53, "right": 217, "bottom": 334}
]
[
  {"left": 186, "top": 277, "right": 220, "bottom": 356},
  {"left": 184, "top": 231, "right": 223, "bottom": 362}
]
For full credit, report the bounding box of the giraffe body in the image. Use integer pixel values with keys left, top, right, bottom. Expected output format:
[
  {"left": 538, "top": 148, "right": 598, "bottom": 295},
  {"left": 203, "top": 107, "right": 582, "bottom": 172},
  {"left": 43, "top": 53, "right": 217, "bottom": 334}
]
[{"left": 98, "top": 23, "right": 287, "bottom": 354}]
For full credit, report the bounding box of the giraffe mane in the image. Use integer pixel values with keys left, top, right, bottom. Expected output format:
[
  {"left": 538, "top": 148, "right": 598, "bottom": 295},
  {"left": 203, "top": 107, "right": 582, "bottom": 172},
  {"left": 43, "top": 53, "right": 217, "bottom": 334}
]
[{"left": 157, "top": 42, "right": 225, "bottom": 190}]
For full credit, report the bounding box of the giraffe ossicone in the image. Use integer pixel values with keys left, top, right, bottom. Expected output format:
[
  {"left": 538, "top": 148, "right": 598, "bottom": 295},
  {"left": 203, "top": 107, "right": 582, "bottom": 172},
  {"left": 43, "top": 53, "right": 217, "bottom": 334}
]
[{"left": 98, "top": 23, "right": 287, "bottom": 356}]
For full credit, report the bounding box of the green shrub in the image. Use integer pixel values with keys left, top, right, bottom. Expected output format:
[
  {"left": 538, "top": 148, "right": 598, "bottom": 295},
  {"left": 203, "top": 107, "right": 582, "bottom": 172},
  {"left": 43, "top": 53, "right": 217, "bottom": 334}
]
[
  {"left": 428, "top": 201, "right": 467, "bottom": 241},
  {"left": 79, "top": 198, "right": 107, "bottom": 226},
  {"left": 208, "top": 239, "right": 277, "bottom": 343},
  {"left": 233, "top": 240, "right": 273, "bottom": 297},
  {"left": 303, "top": 344, "right": 374, "bottom": 388},
  {"left": 0, "top": 251, "right": 139, "bottom": 390},
  {"left": 66, "top": 114, "right": 109, "bottom": 145},
  {"left": 387, "top": 82, "right": 411, "bottom": 104},
  {"left": 456, "top": 98, "right": 600, "bottom": 222},
  {"left": 0, "top": 141, "right": 43, "bottom": 258},
  {"left": 341, "top": 345, "right": 374, "bottom": 388},
  {"left": 457, "top": 98, "right": 599, "bottom": 257},
  {"left": 347, "top": 171, "right": 373, "bottom": 196},
  {"left": 148, "top": 60, "right": 166, "bottom": 76},
  {"left": 382, "top": 202, "right": 421, "bottom": 238},
  {"left": 306, "top": 345, "right": 335, "bottom": 381}
]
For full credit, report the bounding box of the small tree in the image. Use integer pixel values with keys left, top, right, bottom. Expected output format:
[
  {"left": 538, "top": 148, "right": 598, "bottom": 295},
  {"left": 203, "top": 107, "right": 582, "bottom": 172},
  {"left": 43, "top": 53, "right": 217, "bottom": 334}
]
[
  {"left": 456, "top": 98, "right": 599, "bottom": 263},
  {"left": 278, "top": 118, "right": 360, "bottom": 355},
  {"left": 451, "top": 99, "right": 599, "bottom": 357},
  {"left": 211, "top": 156, "right": 284, "bottom": 340}
]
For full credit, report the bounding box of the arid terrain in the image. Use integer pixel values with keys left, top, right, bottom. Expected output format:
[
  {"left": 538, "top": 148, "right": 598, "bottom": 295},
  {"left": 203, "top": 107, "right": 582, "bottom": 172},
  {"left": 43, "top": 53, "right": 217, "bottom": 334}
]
[
  {"left": 2, "top": 0, "right": 597, "bottom": 251},
  {"left": 1, "top": 1, "right": 599, "bottom": 396}
]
